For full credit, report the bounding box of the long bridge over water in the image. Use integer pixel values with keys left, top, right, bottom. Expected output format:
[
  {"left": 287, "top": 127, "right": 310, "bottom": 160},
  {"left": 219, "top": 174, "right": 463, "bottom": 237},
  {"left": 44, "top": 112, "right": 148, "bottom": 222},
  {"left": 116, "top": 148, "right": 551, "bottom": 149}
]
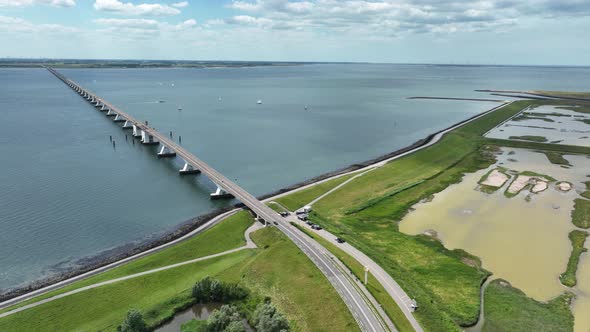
[{"left": 44, "top": 67, "right": 389, "bottom": 332}]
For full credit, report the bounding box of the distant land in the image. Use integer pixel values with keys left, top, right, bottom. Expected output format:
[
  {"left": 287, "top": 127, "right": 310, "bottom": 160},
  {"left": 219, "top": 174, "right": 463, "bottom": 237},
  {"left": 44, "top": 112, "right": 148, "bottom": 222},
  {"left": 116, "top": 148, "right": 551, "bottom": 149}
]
[{"left": 0, "top": 59, "right": 316, "bottom": 69}]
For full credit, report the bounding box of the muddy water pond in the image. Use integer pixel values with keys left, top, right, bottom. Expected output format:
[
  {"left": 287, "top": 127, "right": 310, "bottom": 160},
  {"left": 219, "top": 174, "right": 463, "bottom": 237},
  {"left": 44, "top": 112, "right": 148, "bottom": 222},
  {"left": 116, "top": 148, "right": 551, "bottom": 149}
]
[
  {"left": 399, "top": 148, "right": 590, "bottom": 329},
  {"left": 573, "top": 241, "right": 590, "bottom": 332},
  {"left": 155, "top": 303, "right": 254, "bottom": 332}
]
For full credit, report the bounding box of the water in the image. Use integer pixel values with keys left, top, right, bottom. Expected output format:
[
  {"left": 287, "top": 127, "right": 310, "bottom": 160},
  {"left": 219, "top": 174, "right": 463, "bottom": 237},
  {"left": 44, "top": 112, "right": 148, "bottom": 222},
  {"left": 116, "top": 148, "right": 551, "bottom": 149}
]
[
  {"left": 1, "top": 64, "right": 590, "bottom": 291},
  {"left": 399, "top": 148, "right": 590, "bottom": 327}
]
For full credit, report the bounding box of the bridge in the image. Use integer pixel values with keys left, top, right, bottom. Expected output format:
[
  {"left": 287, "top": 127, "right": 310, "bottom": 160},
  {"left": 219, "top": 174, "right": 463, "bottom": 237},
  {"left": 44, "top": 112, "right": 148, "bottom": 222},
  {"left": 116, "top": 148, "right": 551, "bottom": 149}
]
[{"left": 44, "top": 67, "right": 390, "bottom": 332}]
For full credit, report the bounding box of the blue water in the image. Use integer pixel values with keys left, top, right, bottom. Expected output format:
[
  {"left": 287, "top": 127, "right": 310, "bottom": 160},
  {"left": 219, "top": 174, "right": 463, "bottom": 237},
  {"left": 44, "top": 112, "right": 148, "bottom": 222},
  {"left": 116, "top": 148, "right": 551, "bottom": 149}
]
[{"left": 1, "top": 64, "right": 589, "bottom": 290}]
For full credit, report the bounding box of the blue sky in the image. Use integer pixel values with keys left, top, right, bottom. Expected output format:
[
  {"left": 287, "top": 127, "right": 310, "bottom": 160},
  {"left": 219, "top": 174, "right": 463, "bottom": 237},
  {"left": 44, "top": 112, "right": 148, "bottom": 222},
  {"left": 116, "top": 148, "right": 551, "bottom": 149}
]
[{"left": 0, "top": 0, "right": 589, "bottom": 65}]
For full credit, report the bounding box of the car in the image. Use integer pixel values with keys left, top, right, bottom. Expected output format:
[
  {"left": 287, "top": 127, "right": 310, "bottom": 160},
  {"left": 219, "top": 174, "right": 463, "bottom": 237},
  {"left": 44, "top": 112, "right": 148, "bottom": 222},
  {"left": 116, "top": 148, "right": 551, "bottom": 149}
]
[
  {"left": 273, "top": 221, "right": 279, "bottom": 225},
  {"left": 335, "top": 237, "right": 345, "bottom": 243},
  {"left": 306, "top": 221, "right": 313, "bottom": 226},
  {"left": 295, "top": 210, "right": 306, "bottom": 215},
  {"left": 297, "top": 214, "right": 308, "bottom": 221},
  {"left": 311, "top": 224, "right": 322, "bottom": 230},
  {"left": 279, "top": 211, "right": 289, "bottom": 217}
]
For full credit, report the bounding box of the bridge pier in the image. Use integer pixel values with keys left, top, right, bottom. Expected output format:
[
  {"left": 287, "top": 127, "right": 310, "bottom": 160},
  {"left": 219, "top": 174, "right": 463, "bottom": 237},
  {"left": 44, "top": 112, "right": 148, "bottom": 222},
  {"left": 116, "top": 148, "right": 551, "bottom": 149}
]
[
  {"left": 157, "top": 145, "right": 176, "bottom": 158},
  {"left": 122, "top": 121, "right": 133, "bottom": 130},
  {"left": 132, "top": 125, "right": 142, "bottom": 137},
  {"left": 141, "top": 130, "right": 159, "bottom": 145},
  {"left": 95, "top": 102, "right": 103, "bottom": 108},
  {"left": 179, "top": 162, "right": 200, "bottom": 175},
  {"left": 106, "top": 109, "right": 117, "bottom": 117},
  {"left": 113, "top": 114, "right": 126, "bottom": 123},
  {"left": 210, "top": 185, "right": 234, "bottom": 200},
  {"left": 100, "top": 105, "right": 108, "bottom": 112}
]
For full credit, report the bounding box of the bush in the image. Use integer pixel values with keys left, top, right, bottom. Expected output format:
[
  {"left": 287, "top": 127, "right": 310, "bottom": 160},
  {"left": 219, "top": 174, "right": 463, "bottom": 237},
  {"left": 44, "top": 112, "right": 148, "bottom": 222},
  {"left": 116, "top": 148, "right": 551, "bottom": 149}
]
[
  {"left": 253, "top": 303, "right": 290, "bottom": 332},
  {"left": 204, "top": 305, "right": 244, "bottom": 332},
  {"left": 192, "top": 276, "right": 248, "bottom": 303},
  {"left": 117, "top": 309, "right": 148, "bottom": 332}
]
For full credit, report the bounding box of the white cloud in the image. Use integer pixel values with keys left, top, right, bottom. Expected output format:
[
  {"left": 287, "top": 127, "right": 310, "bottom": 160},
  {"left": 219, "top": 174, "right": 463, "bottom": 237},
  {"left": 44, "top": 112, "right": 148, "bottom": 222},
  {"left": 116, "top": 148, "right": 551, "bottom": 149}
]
[
  {"left": 93, "top": 0, "right": 181, "bottom": 16},
  {"left": 0, "top": 0, "right": 75, "bottom": 7},
  {"left": 174, "top": 19, "right": 196, "bottom": 30},
  {"left": 0, "top": 15, "right": 78, "bottom": 33},
  {"left": 94, "top": 18, "right": 159, "bottom": 28},
  {"left": 171, "top": 1, "right": 188, "bottom": 8}
]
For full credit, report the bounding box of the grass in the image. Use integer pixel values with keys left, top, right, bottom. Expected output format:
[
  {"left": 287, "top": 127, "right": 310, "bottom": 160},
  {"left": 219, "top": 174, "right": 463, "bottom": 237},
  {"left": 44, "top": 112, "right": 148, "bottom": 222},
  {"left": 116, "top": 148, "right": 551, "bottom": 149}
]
[
  {"left": 0, "top": 210, "right": 255, "bottom": 315},
  {"left": 0, "top": 227, "right": 359, "bottom": 332},
  {"left": 559, "top": 230, "right": 589, "bottom": 287},
  {"left": 508, "top": 135, "right": 548, "bottom": 143},
  {"left": 582, "top": 181, "right": 590, "bottom": 199},
  {"left": 291, "top": 223, "right": 414, "bottom": 332},
  {"left": 512, "top": 115, "right": 555, "bottom": 122},
  {"left": 572, "top": 199, "right": 590, "bottom": 229},
  {"left": 482, "top": 279, "right": 574, "bottom": 332},
  {"left": 542, "top": 151, "right": 572, "bottom": 166},
  {"left": 181, "top": 319, "right": 206, "bottom": 332},
  {"left": 267, "top": 202, "right": 287, "bottom": 213},
  {"left": 274, "top": 173, "right": 356, "bottom": 211}
]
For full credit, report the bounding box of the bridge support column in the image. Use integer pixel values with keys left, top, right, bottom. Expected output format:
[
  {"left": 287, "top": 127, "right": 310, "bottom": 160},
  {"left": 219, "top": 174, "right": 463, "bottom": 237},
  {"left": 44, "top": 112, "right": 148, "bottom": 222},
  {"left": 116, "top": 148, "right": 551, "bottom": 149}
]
[
  {"left": 95, "top": 102, "right": 102, "bottom": 108},
  {"left": 141, "top": 130, "right": 158, "bottom": 145},
  {"left": 157, "top": 145, "right": 176, "bottom": 158},
  {"left": 210, "top": 185, "right": 234, "bottom": 200},
  {"left": 113, "top": 114, "right": 126, "bottom": 123},
  {"left": 122, "top": 121, "right": 133, "bottom": 130},
  {"left": 100, "top": 105, "right": 108, "bottom": 112},
  {"left": 179, "top": 162, "right": 200, "bottom": 175},
  {"left": 132, "top": 125, "right": 142, "bottom": 137},
  {"left": 106, "top": 109, "right": 117, "bottom": 117}
]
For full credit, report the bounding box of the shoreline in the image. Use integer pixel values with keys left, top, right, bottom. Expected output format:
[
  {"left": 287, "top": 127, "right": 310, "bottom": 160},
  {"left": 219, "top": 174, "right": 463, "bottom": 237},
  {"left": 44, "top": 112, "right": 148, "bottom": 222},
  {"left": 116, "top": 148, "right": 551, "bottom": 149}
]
[{"left": 0, "top": 101, "right": 511, "bottom": 309}]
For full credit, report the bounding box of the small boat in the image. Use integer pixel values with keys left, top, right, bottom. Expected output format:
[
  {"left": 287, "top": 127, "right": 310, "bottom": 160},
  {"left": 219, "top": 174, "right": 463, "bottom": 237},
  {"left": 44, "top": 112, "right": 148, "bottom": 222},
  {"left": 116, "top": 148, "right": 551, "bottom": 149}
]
[
  {"left": 257, "top": 100, "right": 263, "bottom": 105},
  {"left": 178, "top": 106, "right": 183, "bottom": 111},
  {"left": 158, "top": 100, "right": 165, "bottom": 103},
  {"left": 304, "top": 105, "right": 308, "bottom": 110}
]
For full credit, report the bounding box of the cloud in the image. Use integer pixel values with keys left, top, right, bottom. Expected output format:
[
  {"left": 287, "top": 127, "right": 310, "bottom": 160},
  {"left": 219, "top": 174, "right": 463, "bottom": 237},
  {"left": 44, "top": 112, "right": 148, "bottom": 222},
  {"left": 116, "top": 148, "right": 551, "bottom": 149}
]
[
  {"left": 171, "top": 1, "right": 187, "bottom": 8},
  {"left": 94, "top": 18, "right": 159, "bottom": 28},
  {"left": 93, "top": 0, "right": 181, "bottom": 16},
  {"left": 0, "top": 15, "right": 78, "bottom": 33},
  {"left": 225, "top": 0, "right": 590, "bottom": 36},
  {"left": 0, "top": 0, "right": 75, "bottom": 7}
]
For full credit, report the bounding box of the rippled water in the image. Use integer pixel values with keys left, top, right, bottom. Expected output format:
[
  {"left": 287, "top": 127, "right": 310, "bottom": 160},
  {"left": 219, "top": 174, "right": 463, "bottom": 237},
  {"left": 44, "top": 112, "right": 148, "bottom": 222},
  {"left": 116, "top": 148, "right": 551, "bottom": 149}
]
[{"left": 1, "top": 64, "right": 589, "bottom": 290}]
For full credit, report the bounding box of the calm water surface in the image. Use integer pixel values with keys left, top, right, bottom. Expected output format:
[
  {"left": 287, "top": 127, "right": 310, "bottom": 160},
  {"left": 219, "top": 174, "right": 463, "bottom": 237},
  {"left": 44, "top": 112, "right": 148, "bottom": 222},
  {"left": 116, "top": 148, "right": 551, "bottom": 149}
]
[{"left": 1, "top": 64, "right": 590, "bottom": 290}]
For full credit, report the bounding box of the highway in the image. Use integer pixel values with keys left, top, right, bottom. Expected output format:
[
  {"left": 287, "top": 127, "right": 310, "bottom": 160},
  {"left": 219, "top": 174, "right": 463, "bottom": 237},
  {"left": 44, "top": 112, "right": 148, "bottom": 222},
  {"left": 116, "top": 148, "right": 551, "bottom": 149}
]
[{"left": 44, "top": 67, "right": 389, "bottom": 332}]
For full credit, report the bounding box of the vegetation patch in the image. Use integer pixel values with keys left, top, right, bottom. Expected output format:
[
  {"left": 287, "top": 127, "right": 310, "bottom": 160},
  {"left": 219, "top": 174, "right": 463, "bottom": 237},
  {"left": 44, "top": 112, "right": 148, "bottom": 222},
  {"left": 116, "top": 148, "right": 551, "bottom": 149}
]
[
  {"left": 541, "top": 151, "right": 572, "bottom": 166},
  {"left": 576, "top": 118, "right": 590, "bottom": 125},
  {"left": 581, "top": 181, "right": 590, "bottom": 199},
  {"left": 508, "top": 135, "right": 548, "bottom": 143},
  {"left": 559, "top": 230, "right": 589, "bottom": 287},
  {"left": 0, "top": 227, "right": 358, "bottom": 332},
  {"left": 572, "top": 199, "right": 590, "bottom": 229},
  {"left": 275, "top": 173, "right": 355, "bottom": 211},
  {"left": 483, "top": 279, "right": 574, "bottom": 332},
  {"left": 512, "top": 114, "right": 555, "bottom": 122}
]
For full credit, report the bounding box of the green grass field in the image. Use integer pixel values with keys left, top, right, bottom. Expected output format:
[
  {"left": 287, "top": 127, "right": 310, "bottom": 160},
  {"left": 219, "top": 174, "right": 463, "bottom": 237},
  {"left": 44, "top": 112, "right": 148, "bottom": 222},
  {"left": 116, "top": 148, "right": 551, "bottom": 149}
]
[
  {"left": 483, "top": 279, "right": 574, "bottom": 332},
  {"left": 0, "top": 226, "right": 358, "bottom": 332},
  {"left": 275, "top": 173, "right": 356, "bottom": 211},
  {"left": 542, "top": 151, "right": 572, "bottom": 166},
  {"left": 559, "top": 230, "right": 589, "bottom": 287},
  {"left": 582, "top": 181, "right": 590, "bottom": 199}
]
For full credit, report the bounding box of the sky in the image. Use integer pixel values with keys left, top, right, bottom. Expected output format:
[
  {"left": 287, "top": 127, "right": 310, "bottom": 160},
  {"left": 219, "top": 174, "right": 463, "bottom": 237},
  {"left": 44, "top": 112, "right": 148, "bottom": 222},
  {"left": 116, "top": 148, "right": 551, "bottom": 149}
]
[{"left": 0, "top": 0, "right": 589, "bottom": 65}]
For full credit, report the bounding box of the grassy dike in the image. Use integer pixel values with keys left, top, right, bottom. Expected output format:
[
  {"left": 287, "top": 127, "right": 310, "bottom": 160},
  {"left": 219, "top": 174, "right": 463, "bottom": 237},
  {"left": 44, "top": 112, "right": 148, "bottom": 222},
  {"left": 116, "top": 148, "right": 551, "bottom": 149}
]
[
  {"left": 0, "top": 214, "right": 358, "bottom": 331},
  {"left": 483, "top": 279, "right": 574, "bottom": 332},
  {"left": 560, "top": 230, "right": 589, "bottom": 287},
  {"left": 281, "top": 100, "right": 587, "bottom": 331}
]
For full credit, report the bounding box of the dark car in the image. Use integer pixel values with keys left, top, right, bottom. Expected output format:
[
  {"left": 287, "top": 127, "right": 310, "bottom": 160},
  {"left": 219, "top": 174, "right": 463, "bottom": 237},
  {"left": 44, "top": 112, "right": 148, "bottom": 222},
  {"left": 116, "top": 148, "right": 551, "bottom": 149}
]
[
  {"left": 279, "top": 211, "right": 289, "bottom": 217},
  {"left": 297, "top": 214, "right": 308, "bottom": 221},
  {"left": 336, "top": 238, "right": 345, "bottom": 243},
  {"left": 311, "top": 224, "right": 322, "bottom": 230},
  {"left": 306, "top": 221, "right": 313, "bottom": 226},
  {"left": 273, "top": 221, "right": 279, "bottom": 225}
]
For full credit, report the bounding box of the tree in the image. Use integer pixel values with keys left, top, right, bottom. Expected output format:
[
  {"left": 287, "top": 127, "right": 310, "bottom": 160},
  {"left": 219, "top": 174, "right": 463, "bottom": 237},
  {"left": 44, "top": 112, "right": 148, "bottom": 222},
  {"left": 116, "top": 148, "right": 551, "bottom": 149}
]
[
  {"left": 192, "top": 276, "right": 248, "bottom": 303},
  {"left": 205, "top": 305, "right": 242, "bottom": 332},
  {"left": 224, "top": 320, "right": 246, "bottom": 332},
  {"left": 253, "top": 303, "right": 290, "bottom": 332},
  {"left": 117, "top": 309, "right": 148, "bottom": 332}
]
